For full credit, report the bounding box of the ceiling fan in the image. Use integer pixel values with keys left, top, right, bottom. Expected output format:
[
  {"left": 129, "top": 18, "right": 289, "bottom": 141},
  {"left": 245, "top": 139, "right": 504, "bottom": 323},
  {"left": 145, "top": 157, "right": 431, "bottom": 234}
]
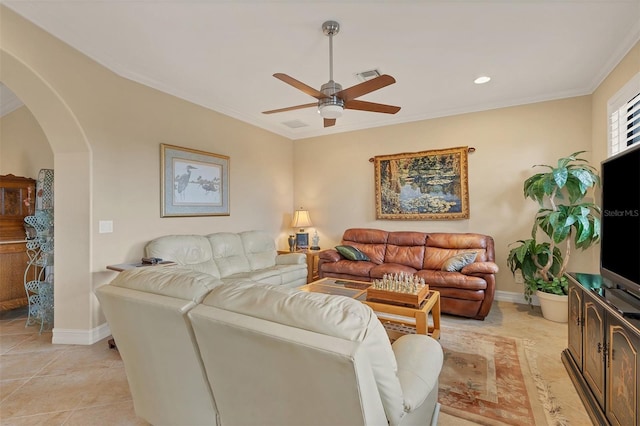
[{"left": 262, "top": 20, "right": 401, "bottom": 128}]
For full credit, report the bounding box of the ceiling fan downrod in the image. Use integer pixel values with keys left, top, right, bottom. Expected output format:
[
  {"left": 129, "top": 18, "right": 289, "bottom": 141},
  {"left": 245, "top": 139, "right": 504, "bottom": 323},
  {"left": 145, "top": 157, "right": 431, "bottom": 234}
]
[
  {"left": 322, "top": 20, "right": 339, "bottom": 82},
  {"left": 319, "top": 20, "right": 343, "bottom": 117}
]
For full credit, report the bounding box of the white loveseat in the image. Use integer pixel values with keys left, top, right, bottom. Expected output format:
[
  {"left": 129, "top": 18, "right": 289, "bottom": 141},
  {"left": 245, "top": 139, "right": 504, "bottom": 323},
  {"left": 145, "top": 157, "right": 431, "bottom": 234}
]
[
  {"left": 145, "top": 230, "right": 308, "bottom": 287},
  {"left": 96, "top": 267, "right": 444, "bottom": 426}
]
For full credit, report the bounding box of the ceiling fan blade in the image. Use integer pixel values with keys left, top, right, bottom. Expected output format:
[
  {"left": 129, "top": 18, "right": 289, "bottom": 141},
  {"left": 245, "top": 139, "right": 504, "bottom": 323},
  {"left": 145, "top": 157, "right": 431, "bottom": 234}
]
[
  {"left": 262, "top": 103, "right": 317, "bottom": 114},
  {"left": 344, "top": 99, "right": 401, "bottom": 114},
  {"left": 335, "top": 74, "right": 396, "bottom": 101},
  {"left": 324, "top": 118, "right": 336, "bottom": 127},
  {"left": 273, "top": 73, "right": 328, "bottom": 100}
]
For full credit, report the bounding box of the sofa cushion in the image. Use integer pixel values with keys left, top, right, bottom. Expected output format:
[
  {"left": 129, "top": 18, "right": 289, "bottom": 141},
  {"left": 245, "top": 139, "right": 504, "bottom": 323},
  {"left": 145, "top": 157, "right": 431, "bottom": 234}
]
[
  {"left": 202, "top": 283, "right": 406, "bottom": 425},
  {"left": 370, "top": 263, "right": 419, "bottom": 279},
  {"left": 423, "top": 246, "right": 484, "bottom": 270},
  {"left": 207, "top": 232, "right": 251, "bottom": 277},
  {"left": 321, "top": 259, "right": 376, "bottom": 277},
  {"left": 461, "top": 261, "right": 500, "bottom": 275},
  {"left": 274, "top": 264, "right": 309, "bottom": 285},
  {"left": 245, "top": 268, "right": 282, "bottom": 285},
  {"left": 342, "top": 228, "right": 388, "bottom": 264},
  {"left": 416, "top": 270, "right": 487, "bottom": 291},
  {"left": 392, "top": 334, "right": 443, "bottom": 411},
  {"left": 108, "top": 267, "right": 222, "bottom": 303},
  {"left": 386, "top": 231, "right": 428, "bottom": 268},
  {"left": 240, "top": 230, "right": 278, "bottom": 271},
  {"left": 145, "top": 235, "right": 221, "bottom": 278},
  {"left": 386, "top": 232, "right": 428, "bottom": 246},
  {"left": 426, "top": 232, "right": 493, "bottom": 261},
  {"left": 275, "top": 253, "right": 306, "bottom": 265},
  {"left": 335, "top": 245, "right": 370, "bottom": 261},
  {"left": 384, "top": 244, "right": 425, "bottom": 270},
  {"left": 441, "top": 251, "right": 478, "bottom": 272}
]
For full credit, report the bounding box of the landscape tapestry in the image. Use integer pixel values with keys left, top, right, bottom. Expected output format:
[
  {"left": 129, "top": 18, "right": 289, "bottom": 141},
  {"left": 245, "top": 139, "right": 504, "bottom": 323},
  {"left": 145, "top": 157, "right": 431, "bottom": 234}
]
[{"left": 374, "top": 146, "right": 469, "bottom": 220}]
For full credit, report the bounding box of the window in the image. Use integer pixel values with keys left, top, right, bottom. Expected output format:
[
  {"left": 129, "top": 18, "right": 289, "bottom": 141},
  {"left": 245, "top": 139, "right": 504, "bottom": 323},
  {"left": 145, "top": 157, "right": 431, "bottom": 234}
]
[{"left": 608, "top": 72, "right": 640, "bottom": 156}]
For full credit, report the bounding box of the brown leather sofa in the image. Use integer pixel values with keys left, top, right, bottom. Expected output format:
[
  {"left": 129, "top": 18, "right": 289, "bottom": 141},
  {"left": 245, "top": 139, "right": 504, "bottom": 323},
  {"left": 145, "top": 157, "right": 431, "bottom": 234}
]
[{"left": 318, "top": 228, "right": 499, "bottom": 320}]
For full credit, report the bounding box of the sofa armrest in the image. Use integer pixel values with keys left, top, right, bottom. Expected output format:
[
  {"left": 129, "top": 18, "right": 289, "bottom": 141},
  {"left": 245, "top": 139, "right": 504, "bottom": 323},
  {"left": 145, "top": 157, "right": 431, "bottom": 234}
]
[
  {"left": 275, "top": 253, "right": 306, "bottom": 265},
  {"left": 392, "top": 334, "right": 443, "bottom": 412},
  {"left": 461, "top": 261, "right": 499, "bottom": 275},
  {"left": 318, "top": 249, "right": 341, "bottom": 263}
]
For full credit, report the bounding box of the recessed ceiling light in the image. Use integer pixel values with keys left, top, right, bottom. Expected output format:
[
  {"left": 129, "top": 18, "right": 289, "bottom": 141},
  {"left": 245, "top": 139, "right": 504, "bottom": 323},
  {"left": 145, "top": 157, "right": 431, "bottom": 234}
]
[{"left": 474, "top": 76, "right": 491, "bottom": 84}]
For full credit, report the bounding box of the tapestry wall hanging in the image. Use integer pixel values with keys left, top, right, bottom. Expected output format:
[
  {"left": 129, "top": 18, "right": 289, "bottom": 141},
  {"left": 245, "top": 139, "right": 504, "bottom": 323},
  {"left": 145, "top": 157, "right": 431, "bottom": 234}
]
[
  {"left": 160, "top": 143, "right": 230, "bottom": 217},
  {"left": 374, "top": 146, "right": 469, "bottom": 220}
]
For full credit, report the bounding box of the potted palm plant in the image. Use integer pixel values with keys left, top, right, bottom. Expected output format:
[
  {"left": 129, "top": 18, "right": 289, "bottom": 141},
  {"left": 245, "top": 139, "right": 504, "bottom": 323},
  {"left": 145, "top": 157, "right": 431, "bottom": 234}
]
[{"left": 507, "top": 151, "right": 601, "bottom": 322}]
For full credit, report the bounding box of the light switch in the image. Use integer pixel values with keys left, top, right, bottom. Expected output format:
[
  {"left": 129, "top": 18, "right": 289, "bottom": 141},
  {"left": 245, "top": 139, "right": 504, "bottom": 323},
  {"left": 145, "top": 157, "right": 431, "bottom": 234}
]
[{"left": 99, "top": 220, "right": 113, "bottom": 234}]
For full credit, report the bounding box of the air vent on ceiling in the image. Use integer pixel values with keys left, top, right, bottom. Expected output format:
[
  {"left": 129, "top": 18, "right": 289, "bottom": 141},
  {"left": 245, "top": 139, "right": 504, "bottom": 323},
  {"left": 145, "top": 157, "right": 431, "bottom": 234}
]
[
  {"left": 282, "top": 119, "right": 309, "bottom": 129},
  {"left": 354, "top": 69, "right": 381, "bottom": 82}
]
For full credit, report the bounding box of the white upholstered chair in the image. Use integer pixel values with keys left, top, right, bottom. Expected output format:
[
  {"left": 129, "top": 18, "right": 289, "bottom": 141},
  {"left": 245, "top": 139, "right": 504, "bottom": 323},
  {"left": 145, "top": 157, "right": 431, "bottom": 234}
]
[
  {"left": 97, "top": 268, "right": 443, "bottom": 426},
  {"left": 189, "top": 282, "right": 443, "bottom": 426},
  {"left": 95, "top": 268, "right": 222, "bottom": 425}
]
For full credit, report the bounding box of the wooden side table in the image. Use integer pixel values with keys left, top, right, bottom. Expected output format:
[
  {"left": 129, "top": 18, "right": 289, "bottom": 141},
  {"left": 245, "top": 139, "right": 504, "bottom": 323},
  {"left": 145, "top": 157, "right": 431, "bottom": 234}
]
[{"left": 278, "top": 249, "right": 321, "bottom": 283}]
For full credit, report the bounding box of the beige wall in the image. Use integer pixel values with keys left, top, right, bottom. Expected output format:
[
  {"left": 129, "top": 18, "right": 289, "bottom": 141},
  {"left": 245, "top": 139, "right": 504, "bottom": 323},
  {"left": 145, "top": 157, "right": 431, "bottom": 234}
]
[
  {"left": 294, "top": 96, "right": 594, "bottom": 295},
  {"left": 1, "top": 3, "right": 638, "bottom": 342},
  {"left": 0, "top": 105, "right": 53, "bottom": 177},
  {"left": 1, "top": 6, "right": 294, "bottom": 341},
  {"left": 589, "top": 41, "right": 640, "bottom": 268}
]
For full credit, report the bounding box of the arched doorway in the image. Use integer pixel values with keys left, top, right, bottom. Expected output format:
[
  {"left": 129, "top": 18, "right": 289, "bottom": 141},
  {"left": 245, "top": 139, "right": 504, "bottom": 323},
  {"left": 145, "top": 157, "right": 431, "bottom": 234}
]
[{"left": 1, "top": 50, "right": 94, "bottom": 343}]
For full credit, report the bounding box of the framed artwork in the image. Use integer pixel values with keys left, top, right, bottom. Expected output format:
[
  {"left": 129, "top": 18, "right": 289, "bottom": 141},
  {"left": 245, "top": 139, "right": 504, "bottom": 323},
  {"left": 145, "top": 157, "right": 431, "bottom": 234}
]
[
  {"left": 295, "top": 233, "right": 309, "bottom": 250},
  {"left": 160, "top": 144, "right": 230, "bottom": 217},
  {"left": 374, "top": 146, "right": 469, "bottom": 220}
]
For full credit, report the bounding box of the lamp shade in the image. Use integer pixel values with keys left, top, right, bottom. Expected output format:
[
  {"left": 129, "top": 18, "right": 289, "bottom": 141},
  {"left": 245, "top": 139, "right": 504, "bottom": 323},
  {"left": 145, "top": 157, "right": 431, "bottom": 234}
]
[{"left": 291, "top": 209, "right": 313, "bottom": 229}]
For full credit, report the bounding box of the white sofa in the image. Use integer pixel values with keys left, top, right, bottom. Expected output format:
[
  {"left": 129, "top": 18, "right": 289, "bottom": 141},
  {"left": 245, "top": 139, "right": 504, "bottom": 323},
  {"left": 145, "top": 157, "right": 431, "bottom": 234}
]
[
  {"left": 96, "top": 267, "right": 444, "bottom": 426},
  {"left": 145, "top": 230, "right": 308, "bottom": 287}
]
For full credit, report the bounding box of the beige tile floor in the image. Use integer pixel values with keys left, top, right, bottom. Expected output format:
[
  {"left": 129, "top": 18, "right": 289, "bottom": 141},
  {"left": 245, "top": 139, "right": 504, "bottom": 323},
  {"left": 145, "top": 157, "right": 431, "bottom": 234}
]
[{"left": 1, "top": 301, "right": 592, "bottom": 425}]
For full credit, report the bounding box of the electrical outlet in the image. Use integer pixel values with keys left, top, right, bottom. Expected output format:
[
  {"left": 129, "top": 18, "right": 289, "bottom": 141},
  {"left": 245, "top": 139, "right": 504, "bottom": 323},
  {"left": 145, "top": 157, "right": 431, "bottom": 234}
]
[
  {"left": 99, "top": 220, "right": 113, "bottom": 234},
  {"left": 514, "top": 270, "right": 524, "bottom": 284}
]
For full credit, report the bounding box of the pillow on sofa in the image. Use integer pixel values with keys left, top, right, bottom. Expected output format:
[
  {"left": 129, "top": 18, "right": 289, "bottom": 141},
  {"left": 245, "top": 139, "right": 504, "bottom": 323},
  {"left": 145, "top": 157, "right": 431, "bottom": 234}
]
[
  {"left": 335, "top": 245, "right": 370, "bottom": 261},
  {"left": 442, "top": 251, "right": 477, "bottom": 272}
]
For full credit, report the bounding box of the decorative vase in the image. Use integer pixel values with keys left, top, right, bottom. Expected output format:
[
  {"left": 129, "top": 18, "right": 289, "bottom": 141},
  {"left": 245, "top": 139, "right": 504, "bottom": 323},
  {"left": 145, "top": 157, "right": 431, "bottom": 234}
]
[
  {"left": 311, "top": 230, "right": 320, "bottom": 250},
  {"left": 288, "top": 235, "right": 296, "bottom": 252},
  {"left": 536, "top": 290, "right": 568, "bottom": 323}
]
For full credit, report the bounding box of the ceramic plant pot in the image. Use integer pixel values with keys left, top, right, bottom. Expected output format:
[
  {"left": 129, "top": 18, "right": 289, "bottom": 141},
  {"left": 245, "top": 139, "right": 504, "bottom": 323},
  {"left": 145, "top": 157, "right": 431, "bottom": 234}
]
[{"left": 536, "top": 290, "right": 568, "bottom": 323}]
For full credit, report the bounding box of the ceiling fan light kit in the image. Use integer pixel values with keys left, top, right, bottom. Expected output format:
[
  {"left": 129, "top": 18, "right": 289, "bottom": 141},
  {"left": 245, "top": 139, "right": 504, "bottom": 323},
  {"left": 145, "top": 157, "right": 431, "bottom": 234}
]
[
  {"left": 319, "top": 103, "right": 343, "bottom": 119},
  {"left": 263, "top": 20, "right": 400, "bottom": 127},
  {"left": 318, "top": 80, "right": 344, "bottom": 118}
]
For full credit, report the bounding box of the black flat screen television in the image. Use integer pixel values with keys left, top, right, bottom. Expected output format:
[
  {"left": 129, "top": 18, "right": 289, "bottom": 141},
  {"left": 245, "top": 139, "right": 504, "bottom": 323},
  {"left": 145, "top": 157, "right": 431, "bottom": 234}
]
[{"left": 600, "top": 143, "right": 640, "bottom": 303}]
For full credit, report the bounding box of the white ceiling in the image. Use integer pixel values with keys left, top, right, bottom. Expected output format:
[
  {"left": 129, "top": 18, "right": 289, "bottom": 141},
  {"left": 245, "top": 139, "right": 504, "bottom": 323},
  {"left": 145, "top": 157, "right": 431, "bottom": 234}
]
[{"left": 2, "top": 1, "right": 640, "bottom": 140}]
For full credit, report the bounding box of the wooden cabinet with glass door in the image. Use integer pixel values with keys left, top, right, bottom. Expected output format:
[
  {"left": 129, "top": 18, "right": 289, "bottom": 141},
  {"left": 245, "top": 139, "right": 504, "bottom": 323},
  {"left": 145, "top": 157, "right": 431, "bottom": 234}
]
[{"left": 0, "top": 175, "right": 36, "bottom": 311}]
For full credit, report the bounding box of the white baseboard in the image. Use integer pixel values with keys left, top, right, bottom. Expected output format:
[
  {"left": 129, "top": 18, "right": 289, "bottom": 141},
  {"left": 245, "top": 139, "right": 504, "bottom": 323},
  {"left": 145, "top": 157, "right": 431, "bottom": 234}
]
[
  {"left": 52, "top": 322, "right": 111, "bottom": 345},
  {"left": 494, "top": 290, "right": 540, "bottom": 306}
]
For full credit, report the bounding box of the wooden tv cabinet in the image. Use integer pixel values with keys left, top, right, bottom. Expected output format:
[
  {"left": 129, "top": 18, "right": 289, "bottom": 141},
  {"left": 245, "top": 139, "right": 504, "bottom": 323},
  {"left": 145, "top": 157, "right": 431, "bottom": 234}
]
[{"left": 562, "top": 272, "right": 640, "bottom": 426}]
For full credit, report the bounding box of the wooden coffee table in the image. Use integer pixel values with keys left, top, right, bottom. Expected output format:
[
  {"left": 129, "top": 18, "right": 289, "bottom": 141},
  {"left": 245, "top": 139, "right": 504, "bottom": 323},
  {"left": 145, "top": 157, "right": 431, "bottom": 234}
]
[{"left": 299, "top": 277, "right": 440, "bottom": 339}]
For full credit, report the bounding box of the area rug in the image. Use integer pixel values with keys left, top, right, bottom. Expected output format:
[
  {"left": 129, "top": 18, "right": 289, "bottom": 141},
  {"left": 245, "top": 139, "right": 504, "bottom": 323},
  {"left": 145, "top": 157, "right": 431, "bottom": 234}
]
[{"left": 385, "top": 325, "right": 567, "bottom": 426}]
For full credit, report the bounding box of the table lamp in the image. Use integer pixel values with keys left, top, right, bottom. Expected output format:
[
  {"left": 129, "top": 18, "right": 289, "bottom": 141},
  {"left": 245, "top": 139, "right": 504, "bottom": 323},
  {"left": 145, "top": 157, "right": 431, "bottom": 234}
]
[{"left": 291, "top": 208, "right": 312, "bottom": 249}]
